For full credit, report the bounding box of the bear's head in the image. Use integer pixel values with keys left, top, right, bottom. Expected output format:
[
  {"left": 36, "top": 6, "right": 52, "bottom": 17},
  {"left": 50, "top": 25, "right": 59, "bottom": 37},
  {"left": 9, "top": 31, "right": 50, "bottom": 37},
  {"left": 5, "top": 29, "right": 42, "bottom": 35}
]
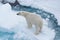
[{"left": 17, "top": 11, "right": 29, "bottom": 17}]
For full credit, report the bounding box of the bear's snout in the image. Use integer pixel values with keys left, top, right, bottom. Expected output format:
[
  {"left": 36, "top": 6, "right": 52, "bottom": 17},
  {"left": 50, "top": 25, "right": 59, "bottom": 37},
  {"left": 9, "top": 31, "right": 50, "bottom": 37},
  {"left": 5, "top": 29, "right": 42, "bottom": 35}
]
[{"left": 17, "top": 13, "right": 19, "bottom": 15}]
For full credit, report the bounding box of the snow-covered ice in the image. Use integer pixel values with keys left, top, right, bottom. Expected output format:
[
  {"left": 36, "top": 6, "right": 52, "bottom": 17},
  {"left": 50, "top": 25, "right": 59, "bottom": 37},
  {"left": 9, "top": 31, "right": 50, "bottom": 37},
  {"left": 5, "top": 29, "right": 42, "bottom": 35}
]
[
  {"left": 5, "top": 0, "right": 16, "bottom": 3},
  {"left": 17, "top": 0, "right": 34, "bottom": 6},
  {"left": 0, "top": 3, "right": 20, "bottom": 29},
  {"left": 0, "top": 0, "right": 16, "bottom": 3},
  {"left": 0, "top": 3, "right": 55, "bottom": 40}
]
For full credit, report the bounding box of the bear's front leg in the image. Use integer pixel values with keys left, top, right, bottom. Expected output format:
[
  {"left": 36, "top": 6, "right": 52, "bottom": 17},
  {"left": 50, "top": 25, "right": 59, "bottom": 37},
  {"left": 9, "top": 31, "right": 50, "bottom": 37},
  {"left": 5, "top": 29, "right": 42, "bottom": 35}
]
[{"left": 27, "top": 20, "right": 32, "bottom": 29}]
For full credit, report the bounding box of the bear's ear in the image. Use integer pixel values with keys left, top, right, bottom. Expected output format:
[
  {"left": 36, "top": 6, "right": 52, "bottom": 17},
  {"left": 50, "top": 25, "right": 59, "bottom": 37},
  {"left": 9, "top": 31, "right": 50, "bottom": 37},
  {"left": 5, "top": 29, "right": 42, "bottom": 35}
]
[{"left": 22, "top": 12, "right": 29, "bottom": 17}]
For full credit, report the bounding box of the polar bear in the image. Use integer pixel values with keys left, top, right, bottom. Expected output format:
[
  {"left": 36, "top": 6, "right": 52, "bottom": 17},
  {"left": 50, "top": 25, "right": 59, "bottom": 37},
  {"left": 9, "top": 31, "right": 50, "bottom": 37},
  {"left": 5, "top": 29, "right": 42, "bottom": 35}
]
[{"left": 17, "top": 11, "right": 43, "bottom": 35}]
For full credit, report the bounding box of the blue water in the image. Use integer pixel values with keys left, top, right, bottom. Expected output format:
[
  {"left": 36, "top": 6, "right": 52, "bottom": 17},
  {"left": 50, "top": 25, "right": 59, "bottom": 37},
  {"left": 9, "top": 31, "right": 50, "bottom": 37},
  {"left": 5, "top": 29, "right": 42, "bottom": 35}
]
[{"left": 0, "top": 27, "right": 15, "bottom": 40}]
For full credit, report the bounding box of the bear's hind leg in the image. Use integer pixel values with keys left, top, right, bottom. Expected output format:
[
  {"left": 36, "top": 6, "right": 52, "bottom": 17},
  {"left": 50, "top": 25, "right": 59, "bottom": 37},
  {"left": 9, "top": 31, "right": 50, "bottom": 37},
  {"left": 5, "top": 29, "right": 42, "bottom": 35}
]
[{"left": 34, "top": 25, "right": 42, "bottom": 35}]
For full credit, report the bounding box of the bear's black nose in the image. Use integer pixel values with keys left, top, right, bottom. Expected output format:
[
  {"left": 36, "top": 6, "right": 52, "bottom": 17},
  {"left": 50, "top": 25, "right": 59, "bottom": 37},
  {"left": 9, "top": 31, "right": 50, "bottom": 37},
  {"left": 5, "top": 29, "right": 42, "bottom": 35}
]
[{"left": 17, "top": 13, "right": 19, "bottom": 15}]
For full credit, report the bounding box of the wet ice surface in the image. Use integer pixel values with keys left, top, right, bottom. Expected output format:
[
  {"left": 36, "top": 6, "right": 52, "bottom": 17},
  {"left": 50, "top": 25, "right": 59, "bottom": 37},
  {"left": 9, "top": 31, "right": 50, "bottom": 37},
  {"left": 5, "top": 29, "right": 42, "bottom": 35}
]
[{"left": 0, "top": 3, "right": 56, "bottom": 40}]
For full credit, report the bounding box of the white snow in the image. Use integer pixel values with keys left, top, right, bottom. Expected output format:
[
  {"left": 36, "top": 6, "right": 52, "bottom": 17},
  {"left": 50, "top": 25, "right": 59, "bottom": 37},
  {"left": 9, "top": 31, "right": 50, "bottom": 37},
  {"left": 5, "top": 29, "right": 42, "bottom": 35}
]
[
  {"left": 0, "top": 3, "right": 20, "bottom": 29},
  {"left": 17, "top": 0, "right": 34, "bottom": 6},
  {"left": 0, "top": 3, "right": 55, "bottom": 40},
  {"left": 18, "top": 0, "right": 60, "bottom": 25},
  {"left": 12, "top": 19, "right": 55, "bottom": 40},
  {"left": 6, "top": 0, "right": 16, "bottom": 3}
]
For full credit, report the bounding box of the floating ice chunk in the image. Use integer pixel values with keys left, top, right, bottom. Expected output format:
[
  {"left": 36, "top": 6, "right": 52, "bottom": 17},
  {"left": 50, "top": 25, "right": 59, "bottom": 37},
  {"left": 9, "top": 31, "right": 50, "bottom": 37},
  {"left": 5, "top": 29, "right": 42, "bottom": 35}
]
[
  {"left": 3, "top": 0, "right": 16, "bottom": 3},
  {"left": 0, "top": 3, "right": 21, "bottom": 30},
  {"left": 17, "top": 0, "right": 34, "bottom": 6}
]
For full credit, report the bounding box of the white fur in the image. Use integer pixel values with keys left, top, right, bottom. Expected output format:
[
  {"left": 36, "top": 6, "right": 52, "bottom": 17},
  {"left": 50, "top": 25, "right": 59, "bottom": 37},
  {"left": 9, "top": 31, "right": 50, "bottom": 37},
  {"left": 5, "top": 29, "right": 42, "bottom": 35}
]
[{"left": 17, "top": 11, "right": 43, "bottom": 35}]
